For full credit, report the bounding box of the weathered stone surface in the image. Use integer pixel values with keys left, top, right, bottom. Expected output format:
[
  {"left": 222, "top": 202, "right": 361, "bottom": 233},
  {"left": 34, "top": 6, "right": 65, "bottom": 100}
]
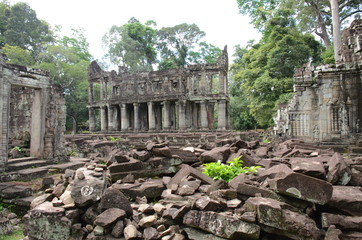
[
  {"left": 25, "top": 202, "right": 70, "bottom": 240},
  {"left": 124, "top": 224, "right": 141, "bottom": 240},
  {"left": 0, "top": 218, "right": 12, "bottom": 236},
  {"left": 144, "top": 227, "right": 159, "bottom": 240},
  {"left": 290, "top": 158, "right": 326, "bottom": 179},
  {"left": 177, "top": 176, "right": 201, "bottom": 196},
  {"left": 70, "top": 167, "right": 108, "bottom": 207},
  {"left": 109, "top": 157, "right": 182, "bottom": 181},
  {"left": 183, "top": 210, "right": 260, "bottom": 239},
  {"left": 112, "top": 178, "right": 165, "bottom": 200},
  {"left": 321, "top": 213, "right": 362, "bottom": 230},
  {"left": 327, "top": 152, "right": 352, "bottom": 185},
  {"left": 111, "top": 220, "right": 124, "bottom": 238},
  {"left": 132, "top": 150, "right": 152, "bottom": 161},
  {"left": 256, "top": 164, "right": 293, "bottom": 182},
  {"left": 167, "top": 164, "right": 213, "bottom": 189},
  {"left": 94, "top": 208, "right": 126, "bottom": 227},
  {"left": 139, "top": 215, "right": 157, "bottom": 228},
  {"left": 183, "top": 227, "right": 226, "bottom": 240},
  {"left": 327, "top": 186, "right": 362, "bottom": 216},
  {"left": 199, "top": 146, "right": 231, "bottom": 163},
  {"left": 268, "top": 172, "right": 333, "bottom": 205},
  {"left": 245, "top": 197, "right": 320, "bottom": 240},
  {"left": 195, "top": 196, "right": 222, "bottom": 211},
  {"left": 0, "top": 184, "right": 32, "bottom": 199},
  {"left": 325, "top": 225, "right": 342, "bottom": 240},
  {"left": 30, "top": 193, "right": 53, "bottom": 209},
  {"left": 170, "top": 148, "right": 197, "bottom": 163},
  {"left": 209, "top": 189, "right": 237, "bottom": 200},
  {"left": 98, "top": 188, "right": 133, "bottom": 217},
  {"left": 152, "top": 146, "right": 172, "bottom": 158},
  {"left": 236, "top": 183, "right": 282, "bottom": 200}
]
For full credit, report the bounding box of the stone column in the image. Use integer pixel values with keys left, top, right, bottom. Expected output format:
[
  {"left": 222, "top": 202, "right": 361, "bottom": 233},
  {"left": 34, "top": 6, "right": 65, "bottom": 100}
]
[
  {"left": 134, "top": 103, "right": 140, "bottom": 131},
  {"left": 200, "top": 100, "right": 208, "bottom": 129},
  {"left": 88, "top": 82, "right": 94, "bottom": 104},
  {"left": 113, "top": 106, "right": 119, "bottom": 131},
  {"left": 163, "top": 101, "right": 170, "bottom": 130},
  {"left": 178, "top": 100, "right": 186, "bottom": 130},
  {"left": 219, "top": 71, "right": 226, "bottom": 94},
  {"left": 89, "top": 107, "right": 96, "bottom": 132},
  {"left": 100, "top": 105, "right": 108, "bottom": 132},
  {"left": 107, "top": 104, "right": 114, "bottom": 131},
  {"left": 121, "top": 103, "right": 128, "bottom": 131},
  {"left": 30, "top": 89, "right": 44, "bottom": 157},
  {"left": 218, "top": 100, "right": 227, "bottom": 130},
  {"left": 148, "top": 102, "right": 156, "bottom": 130}
]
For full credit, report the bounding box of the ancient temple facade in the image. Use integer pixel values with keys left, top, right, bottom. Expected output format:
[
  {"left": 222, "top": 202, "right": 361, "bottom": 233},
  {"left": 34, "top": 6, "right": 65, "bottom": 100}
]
[
  {"left": 88, "top": 47, "right": 230, "bottom": 132},
  {"left": 274, "top": 20, "right": 362, "bottom": 142},
  {"left": 0, "top": 55, "right": 66, "bottom": 172}
]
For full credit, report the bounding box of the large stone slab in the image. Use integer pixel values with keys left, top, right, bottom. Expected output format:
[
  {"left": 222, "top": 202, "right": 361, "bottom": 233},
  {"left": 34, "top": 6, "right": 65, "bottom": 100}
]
[
  {"left": 70, "top": 167, "right": 108, "bottom": 207},
  {"left": 24, "top": 202, "right": 70, "bottom": 240},
  {"left": 98, "top": 188, "right": 133, "bottom": 217},
  {"left": 167, "top": 164, "right": 214, "bottom": 189},
  {"left": 245, "top": 197, "right": 321, "bottom": 240},
  {"left": 268, "top": 172, "right": 333, "bottom": 205},
  {"left": 290, "top": 158, "right": 326, "bottom": 179},
  {"left": 112, "top": 179, "right": 165, "bottom": 200},
  {"left": 327, "top": 152, "right": 351, "bottom": 185},
  {"left": 327, "top": 186, "right": 362, "bottom": 216},
  {"left": 199, "top": 146, "right": 231, "bottom": 163},
  {"left": 321, "top": 213, "right": 362, "bottom": 230},
  {"left": 109, "top": 157, "right": 182, "bottom": 181},
  {"left": 183, "top": 210, "right": 260, "bottom": 239}
]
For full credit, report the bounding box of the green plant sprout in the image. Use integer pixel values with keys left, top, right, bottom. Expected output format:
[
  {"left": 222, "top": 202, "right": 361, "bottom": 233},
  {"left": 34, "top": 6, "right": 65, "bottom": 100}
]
[
  {"left": 202, "top": 156, "right": 261, "bottom": 182},
  {"left": 12, "top": 146, "right": 23, "bottom": 152},
  {"left": 108, "top": 136, "right": 123, "bottom": 142}
]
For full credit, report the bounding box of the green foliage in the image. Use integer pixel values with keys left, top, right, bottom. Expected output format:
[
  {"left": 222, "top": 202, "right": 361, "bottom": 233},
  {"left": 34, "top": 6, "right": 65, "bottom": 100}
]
[
  {"left": 202, "top": 157, "right": 261, "bottom": 182},
  {"left": 0, "top": 229, "right": 24, "bottom": 240},
  {"left": 1, "top": 44, "right": 35, "bottom": 66},
  {"left": 188, "top": 41, "right": 222, "bottom": 64},
  {"left": 230, "top": 11, "right": 322, "bottom": 128},
  {"left": 321, "top": 45, "right": 335, "bottom": 64},
  {"left": 11, "top": 146, "right": 23, "bottom": 152},
  {"left": 102, "top": 18, "right": 157, "bottom": 72},
  {"left": 0, "top": 2, "right": 53, "bottom": 55},
  {"left": 108, "top": 136, "right": 123, "bottom": 142},
  {"left": 157, "top": 23, "right": 206, "bottom": 68}
]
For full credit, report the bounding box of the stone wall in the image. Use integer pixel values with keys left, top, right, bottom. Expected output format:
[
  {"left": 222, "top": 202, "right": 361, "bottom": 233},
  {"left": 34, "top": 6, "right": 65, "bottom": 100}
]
[
  {"left": 0, "top": 55, "right": 66, "bottom": 172},
  {"left": 88, "top": 47, "right": 230, "bottom": 132},
  {"left": 274, "top": 20, "right": 362, "bottom": 142}
]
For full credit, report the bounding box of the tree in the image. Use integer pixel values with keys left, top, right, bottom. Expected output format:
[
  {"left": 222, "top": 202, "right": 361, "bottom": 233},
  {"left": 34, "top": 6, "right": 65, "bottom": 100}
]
[
  {"left": 157, "top": 23, "right": 205, "bottom": 68},
  {"left": 230, "top": 10, "right": 323, "bottom": 127},
  {"left": 1, "top": 44, "right": 35, "bottom": 66},
  {"left": 35, "top": 29, "right": 91, "bottom": 133},
  {"left": 188, "top": 41, "right": 222, "bottom": 64},
  {"left": 102, "top": 18, "right": 157, "bottom": 72},
  {"left": 236, "top": 0, "right": 362, "bottom": 48},
  {"left": 0, "top": 2, "right": 53, "bottom": 55}
]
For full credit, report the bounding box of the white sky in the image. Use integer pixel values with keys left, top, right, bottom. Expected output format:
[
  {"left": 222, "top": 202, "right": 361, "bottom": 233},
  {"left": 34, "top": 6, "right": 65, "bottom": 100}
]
[{"left": 10, "top": 0, "right": 261, "bottom": 62}]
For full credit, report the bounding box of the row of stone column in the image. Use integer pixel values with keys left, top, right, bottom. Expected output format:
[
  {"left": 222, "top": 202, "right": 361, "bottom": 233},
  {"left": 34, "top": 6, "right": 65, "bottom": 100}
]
[{"left": 89, "top": 99, "right": 227, "bottom": 132}]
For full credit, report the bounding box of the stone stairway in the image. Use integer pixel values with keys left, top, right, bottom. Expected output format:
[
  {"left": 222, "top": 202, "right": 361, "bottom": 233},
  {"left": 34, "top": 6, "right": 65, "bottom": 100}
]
[{"left": 0, "top": 157, "right": 90, "bottom": 213}]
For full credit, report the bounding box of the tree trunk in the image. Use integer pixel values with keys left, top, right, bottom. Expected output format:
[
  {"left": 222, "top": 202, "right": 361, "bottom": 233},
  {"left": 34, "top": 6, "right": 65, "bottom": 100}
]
[
  {"left": 305, "top": 0, "right": 331, "bottom": 47},
  {"left": 330, "top": 0, "right": 342, "bottom": 62}
]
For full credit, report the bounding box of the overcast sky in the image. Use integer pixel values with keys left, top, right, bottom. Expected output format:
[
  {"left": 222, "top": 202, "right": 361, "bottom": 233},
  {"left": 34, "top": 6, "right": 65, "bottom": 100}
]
[{"left": 11, "top": 0, "right": 261, "bottom": 62}]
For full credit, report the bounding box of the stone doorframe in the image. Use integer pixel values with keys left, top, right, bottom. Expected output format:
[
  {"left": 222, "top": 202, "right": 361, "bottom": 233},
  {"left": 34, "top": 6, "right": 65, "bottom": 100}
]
[{"left": 0, "top": 63, "right": 50, "bottom": 172}]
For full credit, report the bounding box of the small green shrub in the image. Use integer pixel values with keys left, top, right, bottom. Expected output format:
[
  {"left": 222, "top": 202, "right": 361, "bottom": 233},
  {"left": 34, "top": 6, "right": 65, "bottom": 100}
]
[
  {"left": 12, "top": 146, "right": 23, "bottom": 152},
  {"left": 202, "top": 157, "right": 261, "bottom": 182},
  {"left": 108, "top": 136, "right": 123, "bottom": 142}
]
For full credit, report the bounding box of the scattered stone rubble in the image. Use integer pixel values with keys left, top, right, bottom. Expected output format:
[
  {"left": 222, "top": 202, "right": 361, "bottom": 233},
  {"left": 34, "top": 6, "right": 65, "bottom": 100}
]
[{"left": 22, "top": 138, "right": 362, "bottom": 239}]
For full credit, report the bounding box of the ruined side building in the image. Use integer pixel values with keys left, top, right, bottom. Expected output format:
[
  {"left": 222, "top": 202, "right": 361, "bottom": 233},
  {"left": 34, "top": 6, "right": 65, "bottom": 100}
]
[
  {"left": 88, "top": 47, "right": 230, "bottom": 132},
  {"left": 274, "top": 20, "right": 362, "bottom": 142},
  {"left": 0, "top": 55, "right": 66, "bottom": 172}
]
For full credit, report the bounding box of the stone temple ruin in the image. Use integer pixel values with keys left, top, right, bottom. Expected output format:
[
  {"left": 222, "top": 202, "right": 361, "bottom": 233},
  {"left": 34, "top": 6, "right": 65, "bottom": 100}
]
[
  {"left": 0, "top": 55, "right": 66, "bottom": 172},
  {"left": 87, "top": 47, "right": 230, "bottom": 132},
  {"left": 274, "top": 20, "right": 362, "bottom": 143}
]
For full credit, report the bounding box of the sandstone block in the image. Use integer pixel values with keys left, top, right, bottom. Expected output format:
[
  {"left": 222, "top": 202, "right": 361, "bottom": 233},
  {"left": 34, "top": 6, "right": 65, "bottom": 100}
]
[{"left": 94, "top": 208, "right": 126, "bottom": 227}]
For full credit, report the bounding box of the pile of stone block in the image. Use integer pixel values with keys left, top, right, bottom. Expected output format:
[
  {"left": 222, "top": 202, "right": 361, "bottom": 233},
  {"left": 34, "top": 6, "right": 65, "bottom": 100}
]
[{"left": 24, "top": 138, "right": 362, "bottom": 239}]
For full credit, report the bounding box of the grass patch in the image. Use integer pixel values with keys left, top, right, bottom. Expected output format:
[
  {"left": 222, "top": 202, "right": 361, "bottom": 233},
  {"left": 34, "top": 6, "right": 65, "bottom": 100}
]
[{"left": 0, "top": 230, "right": 24, "bottom": 240}]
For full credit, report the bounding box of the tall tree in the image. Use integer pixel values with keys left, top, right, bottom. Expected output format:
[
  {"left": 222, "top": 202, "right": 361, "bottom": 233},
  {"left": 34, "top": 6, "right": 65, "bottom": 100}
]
[
  {"left": 157, "top": 23, "right": 205, "bottom": 68},
  {"left": 230, "top": 10, "right": 323, "bottom": 127},
  {"left": 102, "top": 18, "right": 157, "bottom": 72},
  {"left": 188, "top": 41, "right": 222, "bottom": 64},
  {"left": 35, "top": 29, "right": 91, "bottom": 133},
  {"left": 0, "top": 1, "right": 53, "bottom": 55},
  {"left": 236, "top": 0, "right": 362, "bottom": 48}
]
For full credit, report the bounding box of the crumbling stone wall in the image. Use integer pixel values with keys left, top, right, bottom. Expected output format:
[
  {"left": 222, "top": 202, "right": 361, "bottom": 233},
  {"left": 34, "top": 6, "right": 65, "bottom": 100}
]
[
  {"left": 274, "top": 20, "right": 362, "bottom": 142},
  {"left": 88, "top": 47, "right": 230, "bottom": 132},
  {"left": 0, "top": 55, "right": 66, "bottom": 172}
]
